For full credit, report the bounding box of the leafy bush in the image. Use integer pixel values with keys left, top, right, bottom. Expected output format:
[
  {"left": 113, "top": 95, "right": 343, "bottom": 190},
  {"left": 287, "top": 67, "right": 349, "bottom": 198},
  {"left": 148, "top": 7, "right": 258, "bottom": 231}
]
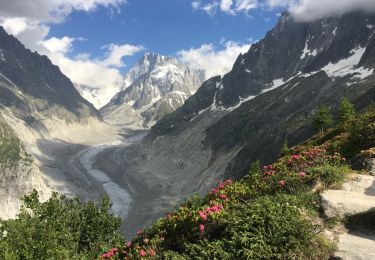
[
  {"left": 100, "top": 145, "right": 345, "bottom": 259},
  {"left": 0, "top": 191, "right": 123, "bottom": 260},
  {"left": 307, "top": 165, "right": 350, "bottom": 189}
]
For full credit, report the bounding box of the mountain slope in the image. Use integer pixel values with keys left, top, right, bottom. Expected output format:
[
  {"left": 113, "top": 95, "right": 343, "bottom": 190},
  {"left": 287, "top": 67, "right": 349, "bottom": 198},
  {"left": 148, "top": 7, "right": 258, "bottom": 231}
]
[
  {"left": 100, "top": 52, "right": 205, "bottom": 128},
  {"left": 94, "top": 13, "right": 375, "bottom": 237},
  {"left": 145, "top": 11, "right": 375, "bottom": 180},
  {"left": 0, "top": 26, "right": 105, "bottom": 219},
  {"left": 0, "top": 27, "right": 100, "bottom": 123}
]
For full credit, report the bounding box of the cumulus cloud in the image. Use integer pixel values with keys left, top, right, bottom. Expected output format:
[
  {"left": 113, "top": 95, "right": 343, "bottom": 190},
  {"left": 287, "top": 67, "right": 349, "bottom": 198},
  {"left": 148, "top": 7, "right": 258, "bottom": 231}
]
[
  {"left": 290, "top": 0, "right": 375, "bottom": 21},
  {"left": 193, "top": 0, "right": 375, "bottom": 21},
  {"left": 102, "top": 43, "right": 144, "bottom": 68},
  {"left": 41, "top": 36, "right": 76, "bottom": 55},
  {"left": 0, "top": 0, "right": 126, "bottom": 22},
  {"left": 178, "top": 41, "right": 251, "bottom": 79},
  {"left": 0, "top": 0, "right": 145, "bottom": 109},
  {"left": 193, "top": 0, "right": 258, "bottom": 16},
  {"left": 36, "top": 37, "right": 144, "bottom": 108}
]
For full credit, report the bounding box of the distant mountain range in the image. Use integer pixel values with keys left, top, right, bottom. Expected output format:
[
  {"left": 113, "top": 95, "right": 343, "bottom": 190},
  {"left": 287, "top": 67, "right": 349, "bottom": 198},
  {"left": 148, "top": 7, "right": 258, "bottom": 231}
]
[{"left": 100, "top": 52, "right": 205, "bottom": 128}]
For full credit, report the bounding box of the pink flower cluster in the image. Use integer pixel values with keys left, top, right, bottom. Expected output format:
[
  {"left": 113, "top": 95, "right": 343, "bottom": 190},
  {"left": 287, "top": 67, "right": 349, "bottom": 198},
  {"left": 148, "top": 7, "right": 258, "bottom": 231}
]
[
  {"left": 198, "top": 203, "right": 224, "bottom": 221},
  {"left": 210, "top": 179, "right": 232, "bottom": 195},
  {"left": 263, "top": 165, "right": 276, "bottom": 176},
  {"left": 287, "top": 154, "right": 301, "bottom": 164},
  {"left": 101, "top": 247, "right": 118, "bottom": 259}
]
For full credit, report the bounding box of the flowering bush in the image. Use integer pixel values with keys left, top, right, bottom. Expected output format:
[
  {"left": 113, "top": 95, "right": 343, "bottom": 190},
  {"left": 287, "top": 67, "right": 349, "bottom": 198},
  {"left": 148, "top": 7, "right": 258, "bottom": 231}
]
[
  {"left": 99, "top": 142, "right": 350, "bottom": 259},
  {"left": 243, "top": 146, "right": 349, "bottom": 196}
]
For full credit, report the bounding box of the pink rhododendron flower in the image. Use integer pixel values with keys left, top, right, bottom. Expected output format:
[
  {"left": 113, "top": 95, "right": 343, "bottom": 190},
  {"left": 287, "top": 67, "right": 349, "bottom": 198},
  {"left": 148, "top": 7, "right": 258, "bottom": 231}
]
[
  {"left": 198, "top": 211, "right": 208, "bottom": 221},
  {"left": 149, "top": 248, "right": 155, "bottom": 257},
  {"left": 299, "top": 172, "right": 306, "bottom": 177},
  {"left": 219, "top": 194, "right": 228, "bottom": 200},
  {"left": 279, "top": 180, "right": 286, "bottom": 187},
  {"left": 199, "top": 224, "right": 205, "bottom": 233},
  {"left": 140, "top": 249, "right": 146, "bottom": 257},
  {"left": 125, "top": 242, "right": 132, "bottom": 247}
]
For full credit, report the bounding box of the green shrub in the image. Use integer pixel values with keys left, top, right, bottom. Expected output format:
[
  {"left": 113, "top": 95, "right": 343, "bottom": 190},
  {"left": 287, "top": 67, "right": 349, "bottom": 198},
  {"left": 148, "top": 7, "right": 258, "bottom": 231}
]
[
  {"left": 156, "top": 195, "right": 332, "bottom": 260},
  {"left": 0, "top": 191, "right": 123, "bottom": 260},
  {"left": 307, "top": 165, "right": 350, "bottom": 189}
]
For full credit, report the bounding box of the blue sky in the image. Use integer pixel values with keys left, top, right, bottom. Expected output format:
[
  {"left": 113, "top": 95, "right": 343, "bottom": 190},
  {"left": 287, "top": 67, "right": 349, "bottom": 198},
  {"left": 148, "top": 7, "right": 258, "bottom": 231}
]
[
  {"left": 0, "top": 0, "right": 288, "bottom": 107},
  {"left": 2, "top": 0, "right": 371, "bottom": 107},
  {"left": 49, "top": 0, "right": 282, "bottom": 71}
]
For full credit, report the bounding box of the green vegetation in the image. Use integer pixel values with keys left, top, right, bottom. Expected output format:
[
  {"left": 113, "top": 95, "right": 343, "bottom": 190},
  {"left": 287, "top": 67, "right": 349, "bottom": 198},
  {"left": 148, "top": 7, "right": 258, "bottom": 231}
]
[
  {"left": 338, "top": 98, "right": 355, "bottom": 124},
  {"left": 0, "top": 191, "right": 123, "bottom": 259},
  {"left": 1, "top": 105, "right": 374, "bottom": 259},
  {"left": 279, "top": 140, "right": 292, "bottom": 157},
  {"left": 312, "top": 105, "right": 333, "bottom": 133},
  {"left": 0, "top": 118, "right": 32, "bottom": 167},
  {"left": 305, "top": 104, "right": 375, "bottom": 160},
  {"left": 100, "top": 141, "right": 352, "bottom": 258}
]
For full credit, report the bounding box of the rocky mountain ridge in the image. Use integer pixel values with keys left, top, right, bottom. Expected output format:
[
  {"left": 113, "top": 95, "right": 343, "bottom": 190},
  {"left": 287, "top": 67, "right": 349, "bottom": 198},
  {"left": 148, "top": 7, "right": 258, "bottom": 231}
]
[
  {"left": 0, "top": 26, "right": 109, "bottom": 219},
  {"left": 100, "top": 52, "right": 205, "bottom": 128},
  {"left": 0, "top": 27, "right": 100, "bottom": 123},
  {"left": 103, "top": 11, "right": 375, "bottom": 212}
]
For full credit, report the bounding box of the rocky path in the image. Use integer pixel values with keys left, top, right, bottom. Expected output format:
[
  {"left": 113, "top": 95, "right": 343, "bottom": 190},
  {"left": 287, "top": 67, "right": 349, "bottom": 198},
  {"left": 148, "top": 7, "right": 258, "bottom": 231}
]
[{"left": 321, "top": 173, "right": 375, "bottom": 259}]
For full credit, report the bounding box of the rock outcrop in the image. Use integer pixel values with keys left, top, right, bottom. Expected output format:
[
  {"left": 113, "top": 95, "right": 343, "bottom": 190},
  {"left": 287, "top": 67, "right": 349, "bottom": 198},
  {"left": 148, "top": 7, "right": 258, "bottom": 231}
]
[{"left": 321, "top": 172, "right": 375, "bottom": 259}]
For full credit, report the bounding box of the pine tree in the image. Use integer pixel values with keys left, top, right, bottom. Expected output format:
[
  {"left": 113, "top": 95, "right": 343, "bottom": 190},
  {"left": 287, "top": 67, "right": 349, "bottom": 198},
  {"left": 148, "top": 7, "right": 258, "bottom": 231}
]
[
  {"left": 280, "top": 140, "right": 292, "bottom": 157},
  {"left": 339, "top": 97, "right": 355, "bottom": 124},
  {"left": 312, "top": 105, "right": 333, "bottom": 133},
  {"left": 249, "top": 160, "right": 261, "bottom": 176}
]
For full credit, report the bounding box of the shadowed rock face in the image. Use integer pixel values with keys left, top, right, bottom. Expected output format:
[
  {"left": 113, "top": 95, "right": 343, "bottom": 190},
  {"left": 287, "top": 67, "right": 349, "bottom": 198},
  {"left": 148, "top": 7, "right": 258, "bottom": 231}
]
[
  {"left": 0, "top": 26, "right": 100, "bottom": 121},
  {"left": 142, "top": 11, "right": 375, "bottom": 181}
]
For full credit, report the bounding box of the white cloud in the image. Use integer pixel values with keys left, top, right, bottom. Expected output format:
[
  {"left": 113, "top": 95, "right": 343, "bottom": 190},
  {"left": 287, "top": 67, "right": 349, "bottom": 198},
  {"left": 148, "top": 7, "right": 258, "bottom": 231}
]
[
  {"left": 41, "top": 36, "right": 75, "bottom": 55},
  {"left": 194, "top": 0, "right": 375, "bottom": 21},
  {"left": 0, "top": 0, "right": 144, "bottom": 109},
  {"left": 203, "top": 2, "right": 220, "bottom": 16},
  {"left": 235, "top": 0, "right": 257, "bottom": 13},
  {"left": 102, "top": 43, "right": 144, "bottom": 68},
  {"left": 192, "top": 1, "right": 201, "bottom": 10},
  {"left": 0, "top": 17, "right": 28, "bottom": 35},
  {"left": 55, "top": 54, "right": 125, "bottom": 108},
  {"left": 0, "top": 0, "right": 126, "bottom": 22},
  {"left": 290, "top": 0, "right": 375, "bottom": 21},
  {"left": 194, "top": 0, "right": 258, "bottom": 16},
  {"left": 178, "top": 41, "right": 251, "bottom": 79},
  {"left": 35, "top": 36, "right": 144, "bottom": 108},
  {"left": 220, "top": 0, "right": 235, "bottom": 14}
]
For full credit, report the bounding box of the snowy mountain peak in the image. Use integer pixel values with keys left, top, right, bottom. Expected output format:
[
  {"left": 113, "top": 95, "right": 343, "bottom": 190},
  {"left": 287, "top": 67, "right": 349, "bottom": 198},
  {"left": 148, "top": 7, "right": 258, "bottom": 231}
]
[
  {"left": 122, "top": 52, "right": 199, "bottom": 90},
  {"left": 100, "top": 52, "right": 205, "bottom": 128}
]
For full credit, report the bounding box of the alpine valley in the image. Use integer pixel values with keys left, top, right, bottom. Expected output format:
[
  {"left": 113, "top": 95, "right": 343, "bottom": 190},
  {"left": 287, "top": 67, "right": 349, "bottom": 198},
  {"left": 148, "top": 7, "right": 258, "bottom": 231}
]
[{"left": 0, "top": 7, "right": 375, "bottom": 260}]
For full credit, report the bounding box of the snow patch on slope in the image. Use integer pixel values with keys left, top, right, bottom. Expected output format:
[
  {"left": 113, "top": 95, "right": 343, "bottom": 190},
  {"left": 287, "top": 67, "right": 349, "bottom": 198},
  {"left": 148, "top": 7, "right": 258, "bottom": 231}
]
[
  {"left": 301, "top": 39, "right": 318, "bottom": 59},
  {"left": 321, "top": 47, "right": 373, "bottom": 79}
]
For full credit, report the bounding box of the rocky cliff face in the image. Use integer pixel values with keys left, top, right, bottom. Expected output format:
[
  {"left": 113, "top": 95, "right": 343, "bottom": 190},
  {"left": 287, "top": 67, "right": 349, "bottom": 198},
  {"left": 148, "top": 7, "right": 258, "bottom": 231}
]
[
  {"left": 0, "top": 26, "right": 103, "bottom": 218},
  {"left": 0, "top": 116, "right": 49, "bottom": 219},
  {"left": 111, "top": 11, "right": 375, "bottom": 199},
  {"left": 0, "top": 26, "right": 100, "bottom": 124},
  {"left": 100, "top": 52, "right": 205, "bottom": 128}
]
